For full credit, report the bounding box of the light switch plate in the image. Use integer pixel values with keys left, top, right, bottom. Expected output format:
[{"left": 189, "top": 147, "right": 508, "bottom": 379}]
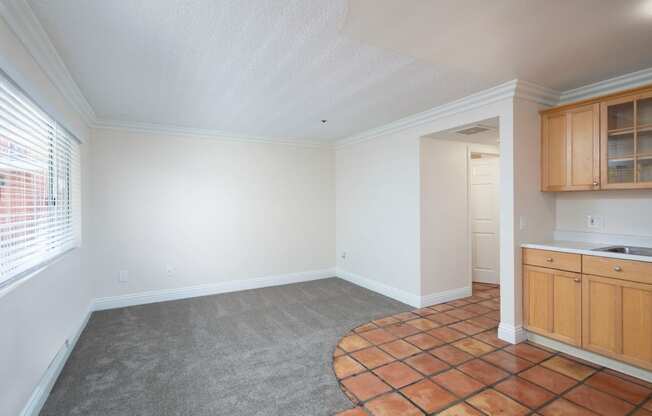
[{"left": 519, "top": 216, "right": 527, "bottom": 230}]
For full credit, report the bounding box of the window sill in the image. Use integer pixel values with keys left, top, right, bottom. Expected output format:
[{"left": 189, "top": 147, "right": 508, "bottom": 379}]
[{"left": 0, "top": 247, "right": 79, "bottom": 299}]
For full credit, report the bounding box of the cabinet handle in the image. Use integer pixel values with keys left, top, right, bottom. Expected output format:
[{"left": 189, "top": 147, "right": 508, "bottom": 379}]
[
  {"left": 574, "top": 277, "right": 581, "bottom": 283},
  {"left": 613, "top": 266, "right": 622, "bottom": 272},
  {"left": 546, "top": 257, "right": 554, "bottom": 262}
]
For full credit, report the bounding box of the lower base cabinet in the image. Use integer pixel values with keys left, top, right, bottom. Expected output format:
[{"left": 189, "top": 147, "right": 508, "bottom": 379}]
[
  {"left": 583, "top": 275, "right": 652, "bottom": 371},
  {"left": 523, "top": 248, "right": 652, "bottom": 371},
  {"left": 523, "top": 265, "right": 582, "bottom": 346}
]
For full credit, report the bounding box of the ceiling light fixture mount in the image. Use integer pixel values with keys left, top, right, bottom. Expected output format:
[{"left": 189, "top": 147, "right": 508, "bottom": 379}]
[{"left": 321, "top": 119, "right": 328, "bottom": 124}]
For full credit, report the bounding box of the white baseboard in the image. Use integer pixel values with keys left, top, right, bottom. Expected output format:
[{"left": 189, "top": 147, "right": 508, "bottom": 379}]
[
  {"left": 336, "top": 268, "right": 471, "bottom": 308},
  {"left": 336, "top": 268, "right": 422, "bottom": 307},
  {"left": 527, "top": 332, "right": 652, "bottom": 383},
  {"left": 497, "top": 323, "right": 528, "bottom": 344},
  {"left": 21, "top": 269, "right": 335, "bottom": 415},
  {"left": 472, "top": 274, "right": 500, "bottom": 285},
  {"left": 420, "top": 286, "right": 472, "bottom": 308},
  {"left": 19, "top": 268, "right": 466, "bottom": 416},
  {"left": 20, "top": 306, "right": 92, "bottom": 416},
  {"left": 92, "top": 268, "right": 336, "bottom": 311}
]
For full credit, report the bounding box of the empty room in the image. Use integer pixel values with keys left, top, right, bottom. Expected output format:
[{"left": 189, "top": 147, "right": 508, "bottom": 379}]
[{"left": 3, "top": 1, "right": 652, "bottom": 415}]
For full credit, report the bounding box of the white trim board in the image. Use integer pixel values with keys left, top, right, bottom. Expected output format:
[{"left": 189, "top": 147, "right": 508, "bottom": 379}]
[
  {"left": 335, "top": 268, "right": 421, "bottom": 307},
  {"left": 92, "top": 119, "right": 328, "bottom": 149},
  {"left": 0, "top": 0, "right": 96, "bottom": 125},
  {"left": 335, "top": 79, "right": 560, "bottom": 148},
  {"left": 420, "top": 286, "right": 472, "bottom": 308},
  {"left": 335, "top": 67, "right": 652, "bottom": 148},
  {"left": 89, "top": 79, "right": 555, "bottom": 148},
  {"left": 559, "top": 67, "right": 652, "bottom": 104},
  {"left": 3, "top": 0, "right": 652, "bottom": 147},
  {"left": 336, "top": 80, "right": 517, "bottom": 148},
  {"left": 92, "top": 268, "right": 336, "bottom": 311},
  {"left": 336, "top": 268, "right": 470, "bottom": 308},
  {"left": 497, "top": 323, "right": 528, "bottom": 344},
  {"left": 18, "top": 269, "right": 467, "bottom": 416},
  {"left": 528, "top": 332, "right": 652, "bottom": 383},
  {"left": 19, "top": 306, "right": 92, "bottom": 416},
  {"left": 19, "top": 269, "right": 333, "bottom": 415}
]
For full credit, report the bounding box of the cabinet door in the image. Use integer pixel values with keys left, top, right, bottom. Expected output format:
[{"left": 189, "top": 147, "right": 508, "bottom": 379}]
[
  {"left": 541, "top": 104, "right": 600, "bottom": 191},
  {"left": 523, "top": 265, "right": 582, "bottom": 345},
  {"left": 582, "top": 275, "right": 652, "bottom": 370},
  {"left": 541, "top": 112, "right": 567, "bottom": 190},
  {"left": 601, "top": 92, "right": 652, "bottom": 189},
  {"left": 568, "top": 104, "right": 600, "bottom": 189}
]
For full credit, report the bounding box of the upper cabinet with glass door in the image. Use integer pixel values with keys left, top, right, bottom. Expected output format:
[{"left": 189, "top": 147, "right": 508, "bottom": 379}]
[{"left": 601, "top": 91, "right": 652, "bottom": 189}]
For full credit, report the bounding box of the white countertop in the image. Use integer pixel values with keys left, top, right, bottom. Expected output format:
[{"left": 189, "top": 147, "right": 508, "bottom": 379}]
[{"left": 521, "top": 240, "right": 652, "bottom": 263}]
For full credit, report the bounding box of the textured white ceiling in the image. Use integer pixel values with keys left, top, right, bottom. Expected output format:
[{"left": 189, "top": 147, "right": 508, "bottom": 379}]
[{"left": 26, "top": 0, "right": 652, "bottom": 143}]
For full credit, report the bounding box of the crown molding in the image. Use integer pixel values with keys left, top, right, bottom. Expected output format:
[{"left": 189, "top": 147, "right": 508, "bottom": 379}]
[
  {"left": 92, "top": 119, "right": 331, "bottom": 148},
  {"left": 4, "top": 0, "right": 650, "bottom": 147},
  {"left": 335, "top": 80, "right": 520, "bottom": 147},
  {"left": 336, "top": 67, "right": 652, "bottom": 148},
  {"left": 513, "top": 80, "right": 561, "bottom": 106},
  {"left": 336, "top": 79, "right": 561, "bottom": 148},
  {"left": 559, "top": 67, "right": 652, "bottom": 104},
  {"left": 0, "top": 0, "right": 97, "bottom": 125},
  {"left": 93, "top": 78, "right": 557, "bottom": 149},
  {"left": 0, "top": 0, "right": 329, "bottom": 147}
]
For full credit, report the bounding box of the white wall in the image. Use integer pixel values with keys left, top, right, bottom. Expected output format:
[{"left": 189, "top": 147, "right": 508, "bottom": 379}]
[
  {"left": 336, "top": 96, "right": 524, "bottom": 309},
  {"left": 420, "top": 139, "right": 470, "bottom": 297},
  {"left": 90, "top": 128, "right": 335, "bottom": 300},
  {"left": 0, "top": 15, "right": 92, "bottom": 416},
  {"left": 335, "top": 134, "right": 421, "bottom": 303},
  {"left": 555, "top": 191, "right": 652, "bottom": 244}
]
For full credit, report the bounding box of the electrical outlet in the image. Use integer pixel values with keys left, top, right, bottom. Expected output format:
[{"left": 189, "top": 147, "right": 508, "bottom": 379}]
[
  {"left": 118, "top": 270, "right": 129, "bottom": 283},
  {"left": 587, "top": 215, "right": 604, "bottom": 229},
  {"left": 166, "top": 265, "right": 176, "bottom": 277}
]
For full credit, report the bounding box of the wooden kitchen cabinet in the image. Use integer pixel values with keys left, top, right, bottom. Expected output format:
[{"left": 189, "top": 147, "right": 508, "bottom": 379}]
[
  {"left": 523, "top": 265, "right": 582, "bottom": 346},
  {"left": 582, "top": 274, "right": 652, "bottom": 370},
  {"left": 540, "top": 83, "right": 652, "bottom": 191},
  {"left": 541, "top": 104, "right": 600, "bottom": 191},
  {"left": 523, "top": 247, "right": 652, "bottom": 370}
]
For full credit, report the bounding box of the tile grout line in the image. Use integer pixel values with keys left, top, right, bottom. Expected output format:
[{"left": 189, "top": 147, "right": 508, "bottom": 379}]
[
  {"left": 335, "top": 286, "right": 505, "bottom": 414},
  {"left": 333, "top": 284, "right": 652, "bottom": 416}
]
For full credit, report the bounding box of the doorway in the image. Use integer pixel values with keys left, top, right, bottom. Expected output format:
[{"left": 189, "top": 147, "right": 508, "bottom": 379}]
[
  {"left": 420, "top": 117, "right": 501, "bottom": 291},
  {"left": 469, "top": 153, "right": 500, "bottom": 284}
]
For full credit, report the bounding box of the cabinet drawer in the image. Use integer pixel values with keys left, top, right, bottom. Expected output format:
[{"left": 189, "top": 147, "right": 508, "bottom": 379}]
[
  {"left": 583, "top": 256, "right": 652, "bottom": 284},
  {"left": 523, "top": 248, "right": 581, "bottom": 272}
]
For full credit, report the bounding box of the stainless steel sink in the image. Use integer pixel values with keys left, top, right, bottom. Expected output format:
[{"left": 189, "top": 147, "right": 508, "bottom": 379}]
[{"left": 591, "top": 245, "right": 652, "bottom": 257}]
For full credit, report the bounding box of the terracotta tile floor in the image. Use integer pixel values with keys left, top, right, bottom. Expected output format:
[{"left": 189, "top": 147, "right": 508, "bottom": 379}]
[{"left": 333, "top": 282, "right": 652, "bottom": 416}]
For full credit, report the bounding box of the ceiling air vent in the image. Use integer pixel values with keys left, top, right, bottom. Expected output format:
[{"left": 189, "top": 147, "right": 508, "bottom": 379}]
[{"left": 455, "top": 125, "right": 491, "bottom": 135}]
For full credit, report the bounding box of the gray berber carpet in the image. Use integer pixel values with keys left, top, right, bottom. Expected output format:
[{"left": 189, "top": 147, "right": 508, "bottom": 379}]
[{"left": 40, "top": 277, "right": 410, "bottom": 416}]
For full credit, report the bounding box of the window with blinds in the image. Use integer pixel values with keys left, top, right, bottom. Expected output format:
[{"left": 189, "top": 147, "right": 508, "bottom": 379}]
[{"left": 0, "top": 71, "right": 81, "bottom": 287}]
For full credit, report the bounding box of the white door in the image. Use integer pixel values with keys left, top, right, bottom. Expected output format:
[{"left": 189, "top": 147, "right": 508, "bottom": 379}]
[{"left": 469, "top": 154, "right": 500, "bottom": 284}]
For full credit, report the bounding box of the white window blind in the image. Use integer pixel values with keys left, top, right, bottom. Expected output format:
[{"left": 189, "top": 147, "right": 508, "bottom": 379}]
[{"left": 0, "top": 71, "right": 81, "bottom": 287}]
